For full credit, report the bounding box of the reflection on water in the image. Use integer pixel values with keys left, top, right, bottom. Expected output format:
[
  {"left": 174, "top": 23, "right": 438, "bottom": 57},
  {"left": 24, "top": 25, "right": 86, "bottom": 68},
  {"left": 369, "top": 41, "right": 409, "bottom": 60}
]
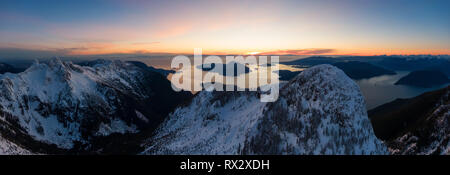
[
  {"left": 278, "top": 64, "right": 304, "bottom": 72},
  {"left": 356, "top": 71, "right": 449, "bottom": 110}
]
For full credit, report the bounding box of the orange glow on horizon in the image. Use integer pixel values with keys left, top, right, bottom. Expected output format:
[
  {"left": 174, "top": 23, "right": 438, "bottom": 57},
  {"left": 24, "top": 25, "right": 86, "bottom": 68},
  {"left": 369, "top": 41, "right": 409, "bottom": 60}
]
[
  {"left": 1, "top": 1, "right": 449, "bottom": 59},
  {"left": 65, "top": 47, "right": 450, "bottom": 56}
]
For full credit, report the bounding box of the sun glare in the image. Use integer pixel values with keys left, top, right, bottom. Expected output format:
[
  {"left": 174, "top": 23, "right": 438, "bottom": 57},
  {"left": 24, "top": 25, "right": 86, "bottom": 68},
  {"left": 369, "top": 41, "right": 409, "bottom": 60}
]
[{"left": 247, "top": 52, "right": 261, "bottom": 55}]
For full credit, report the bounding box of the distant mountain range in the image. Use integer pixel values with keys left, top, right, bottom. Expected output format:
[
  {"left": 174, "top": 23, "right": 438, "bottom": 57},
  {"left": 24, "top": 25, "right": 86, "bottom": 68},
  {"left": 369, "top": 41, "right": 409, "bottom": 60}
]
[
  {"left": 332, "top": 61, "right": 396, "bottom": 80},
  {"left": 280, "top": 60, "right": 397, "bottom": 80},
  {"left": 280, "top": 55, "right": 449, "bottom": 82},
  {"left": 0, "top": 62, "right": 25, "bottom": 74},
  {"left": 124, "top": 61, "right": 175, "bottom": 77},
  {"left": 374, "top": 56, "right": 450, "bottom": 77},
  {"left": 282, "top": 56, "right": 341, "bottom": 67},
  {"left": 395, "top": 70, "right": 449, "bottom": 88},
  {"left": 296, "top": 55, "right": 450, "bottom": 77}
]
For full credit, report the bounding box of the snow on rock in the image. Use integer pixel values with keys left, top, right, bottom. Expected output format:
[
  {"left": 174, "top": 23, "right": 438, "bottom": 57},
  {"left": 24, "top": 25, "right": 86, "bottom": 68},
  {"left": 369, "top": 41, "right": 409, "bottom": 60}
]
[
  {"left": 0, "top": 133, "right": 32, "bottom": 155},
  {"left": 95, "top": 119, "right": 138, "bottom": 137},
  {"left": 245, "top": 64, "right": 387, "bottom": 154},
  {"left": 143, "top": 91, "right": 266, "bottom": 154},
  {"left": 143, "top": 64, "right": 388, "bottom": 155},
  {"left": 135, "top": 110, "right": 149, "bottom": 123},
  {"left": 0, "top": 58, "right": 155, "bottom": 149}
]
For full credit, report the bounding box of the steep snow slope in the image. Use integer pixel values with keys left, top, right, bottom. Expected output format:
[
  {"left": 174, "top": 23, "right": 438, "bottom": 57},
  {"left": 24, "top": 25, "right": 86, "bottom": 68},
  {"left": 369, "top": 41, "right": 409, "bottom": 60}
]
[
  {"left": 0, "top": 58, "right": 191, "bottom": 152},
  {"left": 245, "top": 64, "right": 386, "bottom": 154},
  {"left": 143, "top": 91, "right": 266, "bottom": 154},
  {"left": 0, "top": 133, "right": 31, "bottom": 155},
  {"left": 143, "top": 64, "right": 387, "bottom": 155}
]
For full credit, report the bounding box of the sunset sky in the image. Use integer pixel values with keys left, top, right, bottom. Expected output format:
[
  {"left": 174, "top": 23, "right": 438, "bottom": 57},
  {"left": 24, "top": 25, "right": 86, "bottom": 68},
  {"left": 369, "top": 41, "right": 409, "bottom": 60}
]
[{"left": 0, "top": 0, "right": 449, "bottom": 57}]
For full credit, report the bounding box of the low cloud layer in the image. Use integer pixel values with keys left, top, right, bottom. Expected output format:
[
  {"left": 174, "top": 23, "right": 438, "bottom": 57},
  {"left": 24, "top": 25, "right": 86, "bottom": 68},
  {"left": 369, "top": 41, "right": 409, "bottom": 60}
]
[
  {"left": 0, "top": 47, "right": 338, "bottom": 59},
  {"left": 0, "top": 48, "right": 69, "bottom": 59},
  {"left": 259, "top": 48, "right": 336, "bottom": 55}
]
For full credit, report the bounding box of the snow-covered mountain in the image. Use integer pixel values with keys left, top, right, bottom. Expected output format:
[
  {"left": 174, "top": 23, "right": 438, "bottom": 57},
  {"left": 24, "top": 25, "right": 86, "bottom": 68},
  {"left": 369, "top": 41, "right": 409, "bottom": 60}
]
[
  {"left": 0, "top": 58, "right": 192, "bottom": 153},
  {"left": 142, "top": 64, "right": 387, "bottom": 155},
  {"left": 8, "top": 58, "right": 445, "bottom": 155}
]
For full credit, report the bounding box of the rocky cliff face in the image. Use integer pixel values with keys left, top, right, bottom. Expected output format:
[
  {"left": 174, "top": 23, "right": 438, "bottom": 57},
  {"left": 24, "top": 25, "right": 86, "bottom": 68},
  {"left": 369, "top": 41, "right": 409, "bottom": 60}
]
[{"left": 143, "top": 64, "right": 387, "bottom": 155}]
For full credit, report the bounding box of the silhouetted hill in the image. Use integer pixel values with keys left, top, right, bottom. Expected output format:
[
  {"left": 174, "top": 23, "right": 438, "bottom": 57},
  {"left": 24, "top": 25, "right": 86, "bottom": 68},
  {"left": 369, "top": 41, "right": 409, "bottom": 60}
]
[
  {"left": 423, "top": 62, "right": 450, "bottom": 78},
  {"left": 282, "top": 56, "right": 339, "bottom": 67},
  {"left": 126, "top": 61, "right": 175, "bottom": 76},
  {"left": 0, "top": 62, "right": 25, "bottom": 74},
  {"left": 373, "top": 56, "right": 450, "bottom": 72},
  {"left": 368, "top": 86, "right": 449, "bottom": 154},
  {"left": 395, "top": 70, "right": 449, "bottom": 88},
  {"left": 281, "top": 55, "right": 450, "bottom": 76},
  {"left": 332, "top": 61, "right": 396, "bottom": 80},
  {"left": 277, "top": 70, "right": 302, "bottom": 81}
]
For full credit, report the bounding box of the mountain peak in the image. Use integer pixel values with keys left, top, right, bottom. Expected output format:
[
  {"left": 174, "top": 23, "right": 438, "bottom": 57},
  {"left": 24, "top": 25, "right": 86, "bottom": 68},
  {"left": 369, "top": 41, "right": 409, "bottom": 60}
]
[
  {"left": 48, "top": 57, "right": 65, "bottom": 67},
  {"left": 245, "top": 64, "right": 386, "bottom": 154}
]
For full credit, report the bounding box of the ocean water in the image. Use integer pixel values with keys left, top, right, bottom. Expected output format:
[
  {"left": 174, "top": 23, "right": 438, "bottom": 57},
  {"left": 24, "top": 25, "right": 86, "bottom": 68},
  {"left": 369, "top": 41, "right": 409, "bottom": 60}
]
[
  {"left": 122, "top": 55, "right": 308, "bottom": 70},
  {"left": 356, "top": 71, "right": 449, "bottom": 110}
]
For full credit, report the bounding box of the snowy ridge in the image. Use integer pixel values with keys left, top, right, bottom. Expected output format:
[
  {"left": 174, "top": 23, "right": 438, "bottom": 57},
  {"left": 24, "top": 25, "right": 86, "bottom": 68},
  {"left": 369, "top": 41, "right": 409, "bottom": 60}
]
[
  {"left": 143, "top": 91, "right": 266, "bottom": 154},
  {"left": 0, "top": 133, "right": 31, "bottom": 155},
  {"left": 143, "top": 64, "right": 387, "bottom": 155},
  {"left": 0, "top": 58, "right": 154, "bottom": 149}
]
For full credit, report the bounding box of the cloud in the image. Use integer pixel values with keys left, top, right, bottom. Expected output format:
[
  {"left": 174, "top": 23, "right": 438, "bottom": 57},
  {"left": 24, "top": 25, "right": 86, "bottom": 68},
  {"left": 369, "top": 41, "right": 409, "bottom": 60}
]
[
  {"left": 0, "top": 47, "right": 181, "bottom": 59},
  {"left": 258, "top": 48, "right": 336, "bottom": 55},
  {"left": 131, "top": 42, "right": 161, "bottom": 45},
  {"left": 0, "top": 45, "right": 112, "bottom": 58},
  {"left": 53, "top": 47, "right": 89, "bottom": 53},
  {"left": 0, "top": 47, "right": 69, "bottom": 58}
]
